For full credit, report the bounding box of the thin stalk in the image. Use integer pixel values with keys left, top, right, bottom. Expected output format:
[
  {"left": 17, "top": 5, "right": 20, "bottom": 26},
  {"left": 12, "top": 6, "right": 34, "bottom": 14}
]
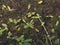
[{"left": 38, "top": 18, "right": 53, "bottom": 45}]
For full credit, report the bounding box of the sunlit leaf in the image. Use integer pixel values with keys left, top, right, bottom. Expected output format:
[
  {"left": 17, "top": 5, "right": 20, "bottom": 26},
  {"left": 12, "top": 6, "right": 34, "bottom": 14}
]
[
  {"left": 38, "top": 0, "right": 43, "bottom": 4},
  {"left": 17, "top": 27, "right": 21, "bottom": 31},
  {"left": 31, "top": 12, "right": 36, "bottom": 15},
  {"left": 24, "top": 25, "right": 29, "bottom": 29},
  {"left": 58, "top": 16, "right": 60, "bottom": 18},
  {"left": 13, "top": 19, "right": 17, "bottom": 24},
  {"left": 2, "top": 23, "right": 7, "bottom": 27},
  {"left": 17, "top": 19, "right": 21, "bottom": 23},
  {"left": 35, "top": 28, "right": 39, "bottom": 32},
  {"left": 36, "top": 13, "right": 41, "bottom": 17},
  {"left": 22, "top": 19, "right": 26, "bottom": 23},
  {"left": 9, "top": 18, "right": 13, "bottom": 22},
  {"left": 26, "top": 23, "right": 34, "bottom": 28},
  {"left": 30, "top": 19, "right": 34, "bottom": 24},
  {"left": 2, "top": 4, "right": 6, "bottom": 10},
  {"left": 8, "top": 31, "right": 12, "bottom": 36},
  {"left": 7, "top": 31, "right": 12, "bottom": 39},
  {"left": 41, "top": 21, "right": 45, "bottom": 26},
  {"left": 31, "top": 16, "right": 40, "bottom": 18},
  {"left": 46, "top": 15, "right": 54, "bottom": 18},
  {"left": 27, "top": 12, "right": 32, "bottom": 17},
  {"left": 28, "top": 4, "right": 31, "bottom": 9},
  {"left": 7, "top": 6, "right": 16, "bottom": 11},
  {"left": 55, "top": 21, "right": 59, "bottom": 26}
]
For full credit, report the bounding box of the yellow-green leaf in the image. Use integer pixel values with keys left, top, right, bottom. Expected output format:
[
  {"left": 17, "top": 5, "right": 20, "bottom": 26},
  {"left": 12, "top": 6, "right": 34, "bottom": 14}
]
[
  {"left": 56, "top": 21, "right": 59, "bottom": 26},
  {"left": 28, "top": 4, "right": 31, "bottom": 9},
  {"left": 38, "top": 0, "right": 43, "bottom": 4},
  {"left": 51, "top": 28, "right": 55, "bottom": 33},
  {"left": 41, "top": 21, "right": 45, "bottom": 26},
  {"left": 9, "top": 18, "right": 13, "bottom": 22},
  {"left": 35, "top": 28, "right": 39, "bottom": 32},
  {"left": 2, "top": 23, "right": 7, "bottom": 27},
  {"left": 17, "top": 27, "right": 21, "bottom": 31},
  {"left": 2, "top": 4, "right": 6, "bottom": 10}
]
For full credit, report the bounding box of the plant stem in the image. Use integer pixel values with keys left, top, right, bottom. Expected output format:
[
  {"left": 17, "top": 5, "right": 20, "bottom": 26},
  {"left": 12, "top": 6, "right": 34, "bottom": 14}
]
[{"left": 38, "top": 18, "right": 53, "bottom": 45}]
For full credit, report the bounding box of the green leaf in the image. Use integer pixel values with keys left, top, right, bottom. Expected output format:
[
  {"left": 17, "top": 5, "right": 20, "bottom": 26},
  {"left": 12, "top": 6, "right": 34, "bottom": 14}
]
[
  {"left": 24, "top": 25, "right": 29, "bottom": 29},
  {"left": 31, "top": 12, "right": 35, "bottom": 15},
  {"left": 17, "top": 27, "right": 21, "bottom": 31},
  {"left": 31, "top": 16, "right": 40, "bottom": 18},
  {"left": 9, "top": 18, "right": 13, "bottom": 22},
  {"left": 8, "top": 31, "right": 12, "bottom": 36},
  {"left": 35, "top": 28, "right": 39, "bottom": 32},
  {"left": 28, "top": 4, "right": 31, "bottom": 9},
  {"left": 27, "top": 12, "right": 32, "bottom": 17},
  {"left": 22, "top": 19, "right": 26, "bottom": 23},
  {"left": 13, "top": 19, "right": 17, "bottom": 24},
  {"left": 55, "top": 21, "right": 59, "bottom": 26},
  {"left": 0, "top": 30, "right": 4, "bottom": 36},
  {"left": 16, "top": 35, "right": 24, "bottom": 41},
  {"left": 2, "top": 4, "right": 6, "bottom": 10},
  {"left": 23, "top": 43, "right": 31, "bottom": 45},
  {"left": 54, "top": 39, "right": 59, "bottom": 45},
  {"left": 24, "top": 39, "right": 32, "bottom": 42},
  {"left": 17, "top": 19, "right": 21, "bottom": 23},
  {"left": 30, "top": 19, "right": 34, "bottom": 24},
  {"left": 38, "top": 0, "right": 43, "bottom": 4},
  {"left": 2, "top": 23, "right": 7, "bottom": 27},
  {"left": 41, "top": 21, "right": 45, "bottom": 26},
  {"left": 26, "top": 23, "right": 34, "bottom": 28},
  {"left": 58, "top": 16, "right": 60, "bottom": 18},
  {"left": 19, "top": 42, "right": 23, "bottom": 45},
  {"left": 51, "top": 28, "right": 55, "bottom": 33}
]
